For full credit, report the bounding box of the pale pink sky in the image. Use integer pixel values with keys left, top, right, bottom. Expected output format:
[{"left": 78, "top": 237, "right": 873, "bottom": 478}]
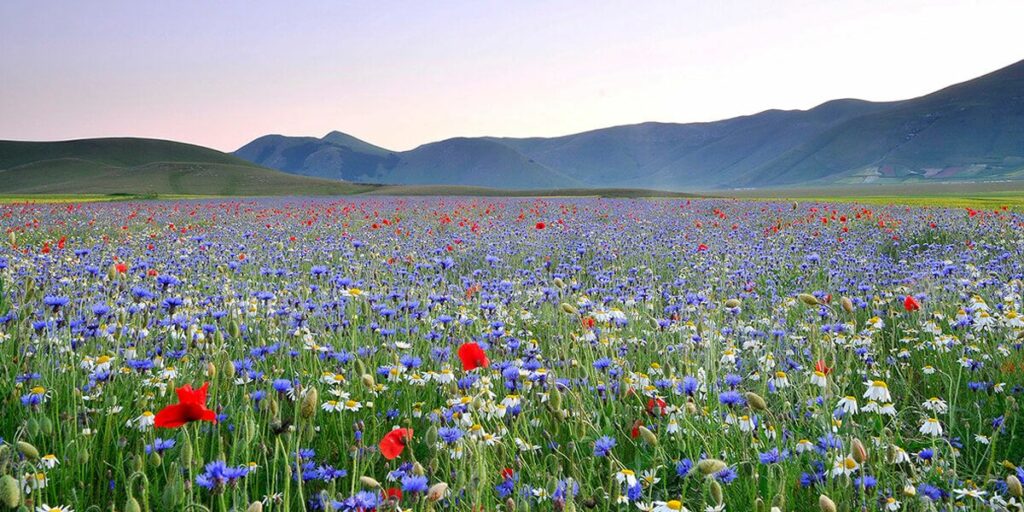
[{"left": 2, "top": 0, "right": 1022, "bottom": 152}]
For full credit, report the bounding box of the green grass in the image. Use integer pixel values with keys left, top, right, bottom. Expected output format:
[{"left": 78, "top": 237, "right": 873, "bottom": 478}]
[{"left": 720, "top": 182, "right": 1024, "bottom": 211}]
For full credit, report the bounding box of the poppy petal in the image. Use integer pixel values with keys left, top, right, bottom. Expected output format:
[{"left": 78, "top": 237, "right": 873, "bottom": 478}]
[
  {"left": 154, "top": 403, "right": 191, "bottom": 429},
  {"left": 379, "top": 428, "right": 412, "bottom": 460},
  {"left": 458, "top": 342, "right": 488, "bottom": 371}
]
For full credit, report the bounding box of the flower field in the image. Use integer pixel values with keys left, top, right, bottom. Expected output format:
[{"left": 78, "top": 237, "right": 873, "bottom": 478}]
[{"left": 1, "top": 197, "right": 1023, "bottom": 512}]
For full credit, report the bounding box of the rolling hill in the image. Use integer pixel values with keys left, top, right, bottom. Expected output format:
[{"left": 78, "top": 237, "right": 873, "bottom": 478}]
[
  {"left": 0, "top": 138, "right": 378, "bottom": 195},
  {"left": 236, "top": 58, "right": 1024, "bottom": 190}
]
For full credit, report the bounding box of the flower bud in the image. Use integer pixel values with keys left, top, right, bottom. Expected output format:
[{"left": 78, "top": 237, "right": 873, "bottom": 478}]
[
  {"left": 724, "top": 298, "right": 741, "bottom": 309},
  {"left": 851, "top": 438, "right": 868, "bottom": 464},
  {"left": 744, "top": 392, "right": 767, "bottom": 411},
  {"left": 16, "top": 441, "right": 39, "bottom": 459},
  {"left": 0, "top": 475, "right": 21, "bottom": 508},
  {"left": 818, "top": 494, "right": 836, "bottom": 512},
  {"left": 125, "top": 496, "right": 142, "bottom": 512},
  {"left": 427, "top": 482, "right": 449, "bottom": 502},
  {"left": 840, "top": 296, "right": 854, "bottom": 314},
  {"left": 709, "top": 479, "right": 723, "bottom": 505},
  {"left": 696, "top": 458, "right": 727, "bottom": 475},
  {"left": 560, "top": 303, "right": 579, "bottom": 315},
  {"left": 1008, "top": 475, "right": 1023, "bottom": 497},
  {"left": 360, "top": 476, "right": 381, "bottom": 488},
  {"left": 637, "top": 426, "right": 658, "bottom": 446},
  {"left": 798, "top": 293, "right": 820, "bottom": 306},
  {"left": 181, "top": 439, "right": 193, "bottom": 467},
  {"left": 548, "top": 387, "right": 563, "bottom": 412},
  {"left": 301, "top": 387, "right": 319, "bottom": 419}
]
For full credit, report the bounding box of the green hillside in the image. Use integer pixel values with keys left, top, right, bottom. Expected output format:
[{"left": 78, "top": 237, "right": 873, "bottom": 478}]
[{"left": 0, "top": 138, "right": 379, "bottom": 195}]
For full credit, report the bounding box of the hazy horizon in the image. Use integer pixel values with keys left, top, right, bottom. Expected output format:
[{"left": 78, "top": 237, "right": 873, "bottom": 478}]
[{"left": 2, "top": 0, "right": 1023, "bottom": 152}]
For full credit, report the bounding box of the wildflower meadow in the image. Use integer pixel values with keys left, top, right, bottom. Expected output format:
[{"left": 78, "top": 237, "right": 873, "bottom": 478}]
[{"left": 1, "top": 197, "right": 1023, "bottom": 512}]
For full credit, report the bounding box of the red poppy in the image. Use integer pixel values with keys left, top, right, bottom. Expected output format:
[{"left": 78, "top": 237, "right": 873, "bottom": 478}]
[
  {"left": 814, "top": 359, "right": 831, "bottom": 376},
  {"left": 646, "top": 397, "right": 667, "bottom": 416},
  {"left": 630, "top": 419, "right": 643, "bottom": 439},
  {"left": 500, "top": 467, "right": 515, "bottom": 480},
  {"left": 57, "top": 237, "right": 66, "bottom": 250},
  {"left": 382, "top": 488, "right": 403, "bottom": 501},
  {"left": 904, "top": 295, "right": 921, "bottom": 312},
  {"left": 458, "top": 342, "right": 489, "bottom": 371},
  {"left": 115, "top": 263, "right": 128, "bottom": 273},
  {"left": 379, "top": 428, "right": 413, "bottom": 460},
  {"left": 535, "top": 222, "right": 546, "bottom": 230},
  {"left": 41, "top": 243, "right": 51, "bottom": 254},
  {"left": 154, "top": 383, "right": 217, "bottom": 428},
  {"left": 697, "top": 243, "right": 708, "bottom": 252},
  {"left": 581, "top": 316, "right": 596, "bottom": 330}
]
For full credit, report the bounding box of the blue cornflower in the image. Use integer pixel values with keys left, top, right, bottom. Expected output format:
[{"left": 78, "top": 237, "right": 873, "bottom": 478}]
[
  {"left": 626, "top": 482, "right": 643, "bottom": 502},
  {"left": 438, "top": 426, "right": 463, "bottom": 444},
  {"left": 43, "top": 295, "right": 70, "bottom": 310},
  {"left": 145, "top": 438, "right": 176, "bottom": 454},
  {"left": 195, "top": 460, "right": 250, "bottom": 490},
  {"left": 401, "top": 474, "right": 429, "bottom": 493},
  {"left": 272, "top": 379, "right": 293, "bottom": 393},
  {"left": 853, "top": 475, "right": 877, "bottom": 489},
  {"left": 676, "top": 459, "right": 693, "bottom": 478},
  {"left": 593, "top": 436, "right": 616, "bottom": 457},
  {"left": 917, "top": 483, "right": 945, "bottom": 501},
  {"left": 714, "top": 466, "right": 738, "bottom": 484},
  {"left": 718, "top": 391, "right": 746, "bottom": 407},
  {"left": 758, "top": 447, "right": 788, "bottom": 465}
]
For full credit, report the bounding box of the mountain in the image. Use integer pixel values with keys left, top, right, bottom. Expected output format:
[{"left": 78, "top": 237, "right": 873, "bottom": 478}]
[
  {"left": 736, "top": 59, "right": 1024, "bottom": 187},
  {"left": 236, "top": 59, "right": 1024, "bottom": 189},
  {"left": 0, "top": 138, "right": 378, "bottom": 195},
  {"left": 234, "top": 132, "right": 581, "bottom": 188},
  {"left": 489, "top": 98, "right": 893, "bottom": 189},
  {"left": 393, "top": 138, "right": 581, "bottom": 188},
  {"left": 234, "top": 132, "right": 400, "bottom": 182}
]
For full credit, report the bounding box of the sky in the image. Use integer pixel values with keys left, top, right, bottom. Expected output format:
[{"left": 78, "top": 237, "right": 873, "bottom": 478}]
[{"left": 2, "top": 1, "right": 1023, "bottom": 152}]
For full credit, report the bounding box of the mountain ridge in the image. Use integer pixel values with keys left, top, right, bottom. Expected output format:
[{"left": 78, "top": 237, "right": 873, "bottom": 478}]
[{"left": 234, "top": 58, "right": 1024, "bottom": 190}]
